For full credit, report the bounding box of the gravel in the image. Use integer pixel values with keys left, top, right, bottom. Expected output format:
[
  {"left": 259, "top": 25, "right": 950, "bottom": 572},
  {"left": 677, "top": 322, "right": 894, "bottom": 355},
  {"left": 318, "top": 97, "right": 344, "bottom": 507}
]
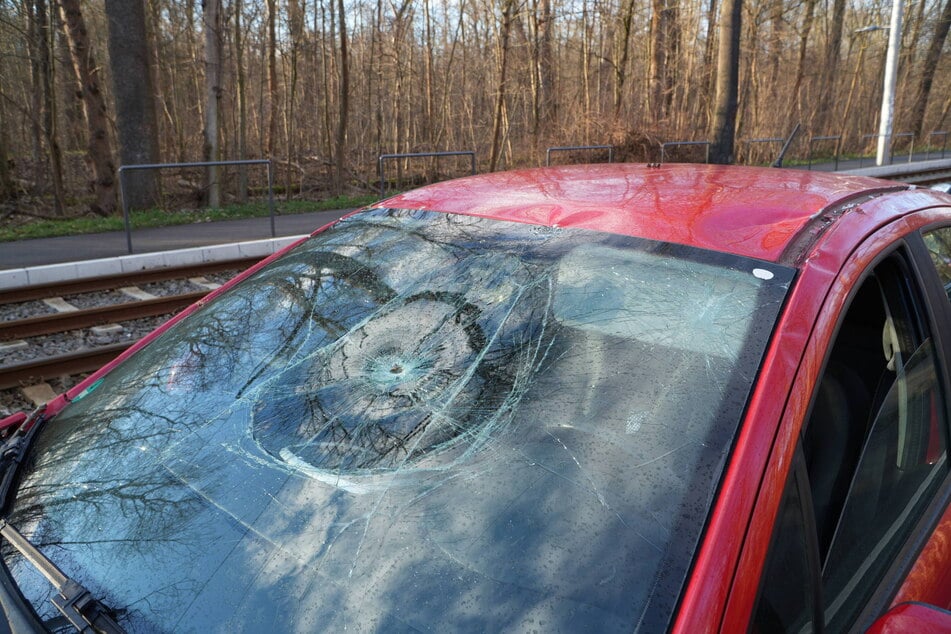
[
  {"left": 0, "top": 300, "right": 56, "bottom": 321},
  {"left": 0, "top": 270, "right": 245, "bottom": 420},
  {"left": 139, "top": 278, "right": 202, "bottom": 297},
  {"left": 203, "top": 269, "right": 243, "bottom": 286},
  {"left": 1, "top": 375, "right": 86, "bottom": 420},
  {"left": 63, "top": 289, "right": 134, "bottom": 309}
]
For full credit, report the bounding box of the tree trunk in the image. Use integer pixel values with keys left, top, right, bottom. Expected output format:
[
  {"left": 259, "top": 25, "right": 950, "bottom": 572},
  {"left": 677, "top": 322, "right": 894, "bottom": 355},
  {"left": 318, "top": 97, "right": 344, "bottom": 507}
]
[
  {"left": 908, "top": 0, "right": 951, "bottom": 139},
  {"left": 790, "top": 0, "right": 817, "bottom": 122},
  {"left": 266, "top": 0, "right": 279, "bottom": 158},
  {"left": 648, "top": 0, "right": 667, "bottom": 121},
  {"left": 104, "top": 0, "right": 160, "bottom": 211},
  {"left": 58, "top": 0, "right": 116, "bottom": 216},
  {"left": 709, "top": 0, "right": 741, "bottom": 164},
  {"left": 613, "top": 0, "right": 634, "bottom": 121},
  {"left": 0, "top": 55, "right": 11, "bottom": 201},
  {"left": 490, "top": 0, "right": 515, "bottom": 171},
  {"left": 287, "top": 0, "right": 305, "bottom": 200},
  {"left": 538, "top": 0, "right": 555, "bottom": 129},
  {"left": 54, "top": 7, "right": 83, "bottom": 153},
  {"left": 203, "top": 0, "right": 221, "bottom": 208},
  {"left": 701, "top": 0, "right": 718, "bottom": 125},
  {"left": 235, "top": 0, "right": 248, "bottom": 203},
  {"left": 34, "top": 0, "right": 66, "bottom": 215},
  {"left": 812, "top": 0, "right": 845, "bottom": 132},
  {"left": 334, "top": 0, "right": 349, "bottom": 193}
]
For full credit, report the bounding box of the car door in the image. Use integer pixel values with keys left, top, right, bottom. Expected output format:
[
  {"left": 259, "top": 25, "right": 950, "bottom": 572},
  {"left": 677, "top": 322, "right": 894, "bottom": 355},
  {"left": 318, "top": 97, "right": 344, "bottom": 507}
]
[{"left": 746, "top": 220, "right": 951, "bottom": 632}]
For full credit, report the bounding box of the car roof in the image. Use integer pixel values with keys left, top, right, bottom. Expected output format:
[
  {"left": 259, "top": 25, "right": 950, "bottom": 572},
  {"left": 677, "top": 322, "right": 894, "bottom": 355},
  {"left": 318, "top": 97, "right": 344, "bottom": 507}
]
[{"left": 377, "top": 163, "right": 906, "bottom": 263}]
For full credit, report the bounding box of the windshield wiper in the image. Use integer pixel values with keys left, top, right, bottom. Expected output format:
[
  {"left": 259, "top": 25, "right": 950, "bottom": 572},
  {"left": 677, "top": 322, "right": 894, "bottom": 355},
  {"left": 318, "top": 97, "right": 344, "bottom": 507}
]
[
  {"left": 0, "top": 410, "right": 125, "bottom": 633},
  {"left": 0, "top": 407, "right": 47, "bottom": 514},
  {"left": 0, "top": 520, "right": 124, "bottom": 634}
]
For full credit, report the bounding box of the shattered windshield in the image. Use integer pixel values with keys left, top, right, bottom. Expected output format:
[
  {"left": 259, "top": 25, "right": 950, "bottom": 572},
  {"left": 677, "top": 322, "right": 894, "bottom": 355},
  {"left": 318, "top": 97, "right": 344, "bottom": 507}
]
[{"left": 2, "top": 209, "right": 794, "bottom": 632}]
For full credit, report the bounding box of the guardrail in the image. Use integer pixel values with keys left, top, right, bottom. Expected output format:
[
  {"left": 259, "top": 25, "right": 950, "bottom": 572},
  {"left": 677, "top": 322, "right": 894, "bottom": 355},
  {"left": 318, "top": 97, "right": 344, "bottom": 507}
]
[
  {"left": 545, "top": 145, "right": 614, "bottom": 166},
  {"left": 743, "top": 137, "right": 785, "bottom": 164},
  {"left": 660, "top": 141, "right": 711, "bottom": 164},
  {"left": 928, "top": 131, "right": 948, "bottom": 160},
  {"left": 859, "top": 132, "right": 915, "bottom": 166},
  {"left": 807, "top": 135, "right": 841, "bottom": 170},
  {"left": 894, "top": 132, "right": 915, "bottom": 163},
  {"left": 377, "top": 151, "right": 476, "bottom": 198},
  {"left": 117, "top": 159, "right": 276, "bottom": 255}
]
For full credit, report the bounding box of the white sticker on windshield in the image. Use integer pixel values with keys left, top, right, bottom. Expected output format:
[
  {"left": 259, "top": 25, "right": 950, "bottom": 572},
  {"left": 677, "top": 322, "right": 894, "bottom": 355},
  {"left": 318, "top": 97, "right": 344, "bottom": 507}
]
[{"left": 752, "top": 268, "right": 774, "bottom": 280}]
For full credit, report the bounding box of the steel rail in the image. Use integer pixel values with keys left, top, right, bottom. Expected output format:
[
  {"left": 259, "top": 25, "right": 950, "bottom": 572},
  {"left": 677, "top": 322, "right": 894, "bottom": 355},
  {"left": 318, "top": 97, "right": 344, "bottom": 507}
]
[
  {"left": 0, "top": 291, "right": 207, "bottom": 341},
  {"left": 0, "top": 343, "right": 130, "bottom": 390},
  {"left": 0, "top": 257, "right": 257, "bottom": 306}
]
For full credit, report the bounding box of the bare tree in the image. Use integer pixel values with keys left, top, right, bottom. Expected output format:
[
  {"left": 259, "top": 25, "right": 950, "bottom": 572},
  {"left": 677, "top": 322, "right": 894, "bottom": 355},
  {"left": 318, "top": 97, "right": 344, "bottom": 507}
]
[
  {"left": 709, "top": 0, "right": 741, "bottom": 163},
  {"left": 57, "top": 0, "right": 115, "bottom": 216},
  {"left": 266, "top": 0, "right": 279, "bottom": 158},
  {"left": 203, "top": 0, "right": 222, "bottom": 208},
  {"left": 490, "top": 0, "right": 516, "bottom": 171},
  {"left": 908, "top": 0, "right": 951, "bottom": 139},
  {"left": 234, "top": 0, "right": 248, "bottom": 203},
  {"left": 649, "top": 0, "right": 678, "bottom": 121},
  {"left": 104, "top": 0, "right": 160, "bottom": 210},
  {"left": 32, "top": 0, "right": 66, "bottom": 214},
  {"left": 811, "top": 0, "right": 845, "bottom": 133},
  {"left": 334, "top": 0, "right": 350, "bottom": 192}
]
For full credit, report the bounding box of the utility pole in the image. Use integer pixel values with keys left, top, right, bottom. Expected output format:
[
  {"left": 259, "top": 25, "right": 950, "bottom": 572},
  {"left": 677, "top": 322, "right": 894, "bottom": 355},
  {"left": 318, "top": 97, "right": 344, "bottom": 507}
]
[{"left": 876, "top": 0, "right": 903, "bottom": 166}]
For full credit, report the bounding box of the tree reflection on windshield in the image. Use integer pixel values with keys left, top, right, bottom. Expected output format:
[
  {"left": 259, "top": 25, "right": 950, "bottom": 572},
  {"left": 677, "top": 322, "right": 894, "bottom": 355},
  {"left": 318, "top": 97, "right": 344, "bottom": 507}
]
[{"left": 3, "top": 209, "right": 794, "bottom": 632}]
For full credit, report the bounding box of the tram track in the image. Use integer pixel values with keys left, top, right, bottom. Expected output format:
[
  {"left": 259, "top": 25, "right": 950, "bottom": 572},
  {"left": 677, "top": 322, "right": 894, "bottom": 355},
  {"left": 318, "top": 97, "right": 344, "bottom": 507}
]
[{"left": 0, "top": 257, "right": 260, "bottom": 410}]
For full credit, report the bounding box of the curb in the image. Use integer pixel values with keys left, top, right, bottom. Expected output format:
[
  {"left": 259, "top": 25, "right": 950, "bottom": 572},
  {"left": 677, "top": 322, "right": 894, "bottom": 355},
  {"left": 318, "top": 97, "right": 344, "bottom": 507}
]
[{"left": 0, "top": 235, "right": 306, "bottom": 291}]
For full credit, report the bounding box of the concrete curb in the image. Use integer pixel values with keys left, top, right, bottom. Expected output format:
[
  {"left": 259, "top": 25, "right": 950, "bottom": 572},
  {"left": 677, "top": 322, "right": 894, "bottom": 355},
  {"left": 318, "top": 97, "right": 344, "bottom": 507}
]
[
  {"left": 840, "top": 157, "right": 951, "bottom": 179},
  {"left": 0, "top": 235, "right": 306, "bottom": 291}
]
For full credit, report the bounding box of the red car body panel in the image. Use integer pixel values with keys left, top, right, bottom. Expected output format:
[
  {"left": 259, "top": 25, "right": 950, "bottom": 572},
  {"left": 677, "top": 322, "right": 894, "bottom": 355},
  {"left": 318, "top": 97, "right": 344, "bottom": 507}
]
[
  {"left": 867, "top": 603, "right": 951, "bottom": 634},
  {"left": 892, "top": 503, "right": 951, "bottom": 608},
  {"left": 380, "top": 163, "right": 896, "bottom": 263},
  {"left": 3, "top": 164, "right": 951, "bottom": 631}
]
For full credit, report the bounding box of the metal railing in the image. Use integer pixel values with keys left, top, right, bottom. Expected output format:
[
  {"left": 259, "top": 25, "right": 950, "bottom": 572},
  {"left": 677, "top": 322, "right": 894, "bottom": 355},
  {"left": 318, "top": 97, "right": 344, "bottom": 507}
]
[
  {"left": 859, "top": 134, "right": 879, "bottom": 167},
  {"left": 377, "top": 151, "right": 476, "bottom": 198},
  {"left": 742, "top": 137, "right": 786, "bottom": 165},
  {"left": 894, "top": 132, "right": 915, "bottom": 163},
  {"left": 117, "top": 159, "right": 275, "bottom": 255},
  {"left": 660, "top": 141, "right": 711, "bottom": 164},
  {"left": 807, "top": 135, "right": 841, "bottom": 170},
  {"left": 859, "top": 132, "right": 915, "bottom": 166},
  {"left": 928, "top": 131, "right": 949, "bottom": 159},
  {"left": 545, "top": 145, "right": 614, "bottom": 166}
]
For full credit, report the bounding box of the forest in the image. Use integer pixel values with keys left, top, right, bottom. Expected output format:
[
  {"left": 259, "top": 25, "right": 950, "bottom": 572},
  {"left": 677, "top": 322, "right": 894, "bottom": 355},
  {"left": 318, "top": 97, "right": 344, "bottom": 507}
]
[{"left": 0, "top": 0, "right": 949, "bottom": 219}]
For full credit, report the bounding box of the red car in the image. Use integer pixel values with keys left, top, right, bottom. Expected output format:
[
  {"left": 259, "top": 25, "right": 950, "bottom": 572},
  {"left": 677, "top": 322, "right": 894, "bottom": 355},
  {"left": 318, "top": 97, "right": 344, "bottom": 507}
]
[{"left": 1, "top": 164, "right": 950, "bottom": 632}]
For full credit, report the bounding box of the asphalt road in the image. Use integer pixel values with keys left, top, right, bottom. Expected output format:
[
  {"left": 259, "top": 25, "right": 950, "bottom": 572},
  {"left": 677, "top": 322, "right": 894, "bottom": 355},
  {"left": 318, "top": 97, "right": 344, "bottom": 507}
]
[{"left": 0, "top": 208, "right": 350, "bottom": 270}]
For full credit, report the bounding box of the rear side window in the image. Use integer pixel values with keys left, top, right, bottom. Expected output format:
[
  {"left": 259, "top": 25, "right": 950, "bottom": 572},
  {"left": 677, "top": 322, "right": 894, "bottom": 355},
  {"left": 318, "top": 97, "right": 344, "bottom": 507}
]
[{"left": 923, "top": 227, "right": 951, "bottom": 301}]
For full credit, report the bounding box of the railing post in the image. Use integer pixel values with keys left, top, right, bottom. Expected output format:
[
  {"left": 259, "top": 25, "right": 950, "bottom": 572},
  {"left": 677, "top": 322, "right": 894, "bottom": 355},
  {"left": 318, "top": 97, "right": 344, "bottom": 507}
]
[
  {"left": 377, "top": 151, "right": 477, "bottom": 199},
  {"left": 545, "top": 145, "right": 614, "bottom": 166},
  {"left": 266, "top": 159, "right": 276, "bottom": 237},
  {"left": 118, "top": 167, "right": 132, "bottom": 254}
]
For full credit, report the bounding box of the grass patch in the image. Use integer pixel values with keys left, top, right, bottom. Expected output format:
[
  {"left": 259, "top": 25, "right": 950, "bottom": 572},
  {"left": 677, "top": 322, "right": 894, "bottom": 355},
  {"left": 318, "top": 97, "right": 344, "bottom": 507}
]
[{"left": 0, "top": 194, "right": 379, "bottom": 242}]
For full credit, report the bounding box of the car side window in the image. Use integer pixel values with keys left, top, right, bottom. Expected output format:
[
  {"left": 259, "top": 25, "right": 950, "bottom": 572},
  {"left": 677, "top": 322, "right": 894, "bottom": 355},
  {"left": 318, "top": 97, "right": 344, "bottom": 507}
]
[
  {"left": 922, "top": 227, "right": 951, "bottom": 301},
  {"left": 750, "top": 451, "right": 819, "bottom": 633},
  {"left": 753, "top": 251, "right": 950, "bottom": 631}
]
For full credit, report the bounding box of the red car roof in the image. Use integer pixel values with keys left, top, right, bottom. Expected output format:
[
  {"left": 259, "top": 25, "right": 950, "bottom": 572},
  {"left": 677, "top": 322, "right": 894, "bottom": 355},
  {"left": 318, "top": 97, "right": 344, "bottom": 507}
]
[{"left": 378, "top": 163, "right": 902, "bottom": 262}]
